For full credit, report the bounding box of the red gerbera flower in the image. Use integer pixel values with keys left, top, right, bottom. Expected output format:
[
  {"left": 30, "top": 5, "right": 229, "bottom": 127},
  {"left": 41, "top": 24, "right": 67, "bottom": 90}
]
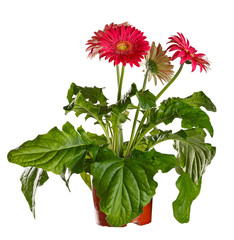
[
  {"left": 86, "top": 22, "right": 129, "bottom": 59},
  {"left": 86, "top": 23, "right": 150, "bottom": 67},
  {"left": 167, "top": 32, "right": 210, "bottom": 72}
]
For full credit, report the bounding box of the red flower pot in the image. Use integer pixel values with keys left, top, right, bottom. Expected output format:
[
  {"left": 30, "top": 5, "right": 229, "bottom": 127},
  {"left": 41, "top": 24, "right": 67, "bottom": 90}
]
[{"left": 92, "top": 187, "right": 153, "bottom": 227}]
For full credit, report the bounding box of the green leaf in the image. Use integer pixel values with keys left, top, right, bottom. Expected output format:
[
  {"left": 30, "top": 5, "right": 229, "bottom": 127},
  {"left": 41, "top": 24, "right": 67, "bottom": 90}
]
[
  {"left": 127, "top": 103, "right": 138, "bottom": 109},
  {"left": 146, "top": 128, "right": 215, "bottom": 184},
  {"left": 150, "top": 96, "right": 214, "bottom": 136},
  {"left": 66, "top": 150, "right": 87, "bottom": 174},
  {"left": 136, "top": 90, "right": 156, "bottom": 109},
  {"left": 173, "top": 172, "right": 202, "bottom": 223},
  {"left": 20, "top": 167, "right": 49, "bottom": 218},
  {"left": 8, "top": 122, "right": 93, "bottom": 175},
  {"left": 86, "top": 132, "right": 107, "bottom": 146},
  {"left": 183, "top": 91, "right": 217, "bottom": 112},
  {"left": 141, "top": 128, "right": 215, "bottom": 184},
  {"left": 151, "top": 151, "right": 177, "bottom": 173},
  {"left": 64, "top": 91, "right": 109, "bottom": 122},
  {"left": 109, "top": 83, "right": 137, "bottom": 120},
  {"left": 145, "top": 129, "right": 173, "bottom": 150},
  {"left": 91, "top": 147, "right": 158, "bottom": 227},
  {"left": 130, "top": 142, "right": 177, "bottom": 173},
  {"left": 173, "top": 129, "right": 215, "bottom": 184},
  {"left": 80, "top": 172, "right": 92, "bottom": 190},
  {"left": 66, "top": 82, "right": 107, "bottom": 106},
  {"left": 114, "top": 83, "right": 137, "bottom": 112},
  {"left": 64, "top": 83, "right": 110, "bottom": 126}
]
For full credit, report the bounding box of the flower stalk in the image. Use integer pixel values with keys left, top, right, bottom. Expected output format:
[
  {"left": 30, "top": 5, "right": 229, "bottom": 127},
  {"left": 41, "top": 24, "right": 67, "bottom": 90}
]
[
  {"left": 113, "top": 64, "right": 125, "bottom": 156},
  {"left": 125, "top": 69, "right": 149, "bottom": 158},
  {"left": 117, "top": 66, "right": 125, "bottom": 101},
  {"left": 155, "top": 63, "right": 184, "bottom": 102},
  {"left": 131, "top": 64, "right": 184, "bottom": 150}
]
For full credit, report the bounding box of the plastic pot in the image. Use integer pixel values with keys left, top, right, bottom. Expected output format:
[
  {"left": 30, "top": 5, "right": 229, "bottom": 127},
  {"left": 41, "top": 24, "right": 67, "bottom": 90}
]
[{"left": 92, "top": 187, "right": 153, "bottom": 227}]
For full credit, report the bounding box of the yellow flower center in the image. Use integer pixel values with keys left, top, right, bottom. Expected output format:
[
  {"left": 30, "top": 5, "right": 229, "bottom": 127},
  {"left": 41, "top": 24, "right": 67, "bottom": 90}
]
[
  {"left": 116, "top": 41, "right": 132, "bottom": 53},
  {"left": 185, "top": 49, "right": 194, "bottom": 58}
]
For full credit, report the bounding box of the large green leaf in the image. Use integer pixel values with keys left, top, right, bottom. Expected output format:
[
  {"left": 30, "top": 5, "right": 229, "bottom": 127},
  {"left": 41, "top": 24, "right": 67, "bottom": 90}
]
[
  {"left": 20, "top": 167, "right": 49, "bottom": 218},
  {"left": 61, "top": 132, "right": 105, "bottom": 191},
  {"left": 173, "top": 129, "right": 215, "bottom": 184},
  {"left": 143, "top": 128, "right": 215, "bottom": 184},
  {"left": 173, "top": 172, "right": 202, "bottom": 223},
  {"left": 138, "top": 92, "right": 216, "bottom": 141},
  {"left": 91, "top": 147, "right": 158, "bottom": 227},
  {"left": 151, "top": 97, "right": 214, "bottom": 136},
  {"left": 8, "top": 122, "right": 93, "bottom": 175}
]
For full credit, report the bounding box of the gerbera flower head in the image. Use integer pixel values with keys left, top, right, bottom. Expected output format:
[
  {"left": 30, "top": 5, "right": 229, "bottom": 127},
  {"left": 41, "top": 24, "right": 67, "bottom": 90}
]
[
  {"left": 86, "top": 23, "right": 150, "bottom": 67},
  {"left": 145, "top": 42, "right": 174, "bottom": 85},
  {"left": 167, "top": 32, "right": 210, "bottom": 72}
]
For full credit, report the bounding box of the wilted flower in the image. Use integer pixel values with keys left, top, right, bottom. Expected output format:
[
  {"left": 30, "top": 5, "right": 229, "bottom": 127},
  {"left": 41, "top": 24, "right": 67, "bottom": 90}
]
[{"left": 145, "top": 42, "right": 174, "bottom": 85}]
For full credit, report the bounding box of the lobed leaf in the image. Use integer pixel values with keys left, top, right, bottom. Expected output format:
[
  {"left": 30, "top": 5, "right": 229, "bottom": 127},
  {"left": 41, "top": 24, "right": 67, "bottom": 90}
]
[
  {"left": 66, "top": 82, "right": 107, "bottom": 106},
  {"left": 64, "top": 91, "right": 109, "bottom": 121},
  {"left": 8, "top": 122, "right": 93, "bottom": 175},
  {"left": 151, "top": 97, "right": 214, "bottom": 136},
  {"left": 183, "top": 91, "right": 217, "bottom": 112}
]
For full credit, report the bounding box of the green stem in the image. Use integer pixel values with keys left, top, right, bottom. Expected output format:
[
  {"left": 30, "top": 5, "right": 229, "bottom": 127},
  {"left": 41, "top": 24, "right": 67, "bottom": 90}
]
[
  {"left": 131, "top": 108, "right": 150, "bottom": 147},
  {"left": 117, "top": 66, "right": 125, "bottom": 101},
  {"left": 155, "top": 63, "right": 184, "bottom": 102},
  {"left": 105, "top": 117, "right": 112, "bottom": 144},
  {"left": 116, "top": 65, "right": 120, "bottom": 86},
  {"left": 114, "top": 65, "right": 125, "bottom": 156},
  {"left": 125, "top": 70, "right": 149, "bottom": 158},
  {"left": 99, "top": 121, "right": 112, "bottom": 147},
  {"left": 131, "top": 64, "right": 184, "bottom": 150}
]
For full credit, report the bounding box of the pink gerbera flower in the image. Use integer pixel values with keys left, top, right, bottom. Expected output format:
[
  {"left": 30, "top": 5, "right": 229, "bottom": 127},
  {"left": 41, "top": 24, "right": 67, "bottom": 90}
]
[
  {"left": 86, "top": 23, "right": 150, "bottom": 67},
  {"left": 167, "top": 33, "right": 210, "bottom": 72},
  {"left": 86, "top": 22, "right": 129, "bottom": 59}
]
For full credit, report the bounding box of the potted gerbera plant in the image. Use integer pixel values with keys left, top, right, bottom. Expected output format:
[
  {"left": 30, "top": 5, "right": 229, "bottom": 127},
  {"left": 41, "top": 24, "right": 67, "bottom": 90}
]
[{"left": 7, "top": 22, "right": 216, "bottom": 227}]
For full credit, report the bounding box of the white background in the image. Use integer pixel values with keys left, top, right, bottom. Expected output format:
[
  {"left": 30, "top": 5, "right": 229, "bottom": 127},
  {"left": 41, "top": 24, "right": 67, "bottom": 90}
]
[{"left": 0, "top": 0, "right": 233, "bottom": 239}]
